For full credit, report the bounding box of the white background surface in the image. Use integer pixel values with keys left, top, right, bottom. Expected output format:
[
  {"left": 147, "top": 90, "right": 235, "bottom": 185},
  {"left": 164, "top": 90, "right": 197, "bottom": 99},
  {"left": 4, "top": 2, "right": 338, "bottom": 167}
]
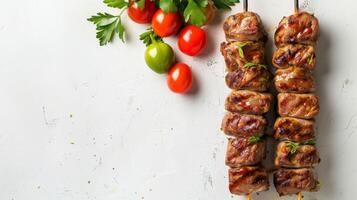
[{"left": 0, "top": 0, "right": 355, "bottom": 199}]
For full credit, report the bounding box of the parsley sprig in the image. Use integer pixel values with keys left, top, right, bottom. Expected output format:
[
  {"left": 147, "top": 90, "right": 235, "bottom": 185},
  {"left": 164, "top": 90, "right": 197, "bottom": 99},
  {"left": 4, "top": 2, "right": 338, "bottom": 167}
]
[
  {"left": 285, "top": 139, "right": 316, "bottom": 154},
  {"left": 302, "top": 139, "right": 316, "bottom": 145},
  {"left": 88, "top": 12, "right": 126, "bottom": 45},
  {"left": 236, "top": 42, "right": 247, "bottom": 58},
  {"left": 307, "top": 54, "right": 314, "bottom": 65},
  {"left": 285, "top": 141, "right": 299, "bottom": 154},
  {"left": 88, "top": 0, "right": 130, "bottom": 45},
  {"left": 212, "top": 0, "right": 240, "bottom": 9},
  {"left": 248, "top": 135, "right": 263, "bottom": 145},
  {"left": 244, "top": 62, "right": 268, "bottom": 70}
]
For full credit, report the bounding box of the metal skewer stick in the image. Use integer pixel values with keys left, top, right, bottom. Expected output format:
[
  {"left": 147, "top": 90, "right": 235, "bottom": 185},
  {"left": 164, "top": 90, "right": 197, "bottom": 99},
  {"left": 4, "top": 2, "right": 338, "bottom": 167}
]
[
  {"left": 243, "top": 0, "right": 248, "bottom": 12},
  {"left": 294, "top": 0, "right": 299, "bottom": 13},
  {"left": 295, "top": 1, "right": 300, "bottom": 198}
]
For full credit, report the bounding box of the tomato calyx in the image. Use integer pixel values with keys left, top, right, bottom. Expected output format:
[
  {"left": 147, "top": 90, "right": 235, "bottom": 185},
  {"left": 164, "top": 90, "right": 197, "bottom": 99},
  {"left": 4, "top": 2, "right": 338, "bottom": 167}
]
[{"left": 140, "top": 27, "right": 163, "bottom": 46}]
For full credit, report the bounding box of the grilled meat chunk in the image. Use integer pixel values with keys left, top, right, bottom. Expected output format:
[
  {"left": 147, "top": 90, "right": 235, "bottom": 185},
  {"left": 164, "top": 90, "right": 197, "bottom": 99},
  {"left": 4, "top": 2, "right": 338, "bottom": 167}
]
[
  {"left": 225, "top": 90, "right": 273, "bottom": 114},
  {"left": 229, "top": 166, "right": 269, "bottom": 195},
  {"left": 220, "top": 41, "right": 265, "bottom": 72},
  {"left": 274, "top": 168, "right": 320, "bottom": 196},
  {"left": 275, "top": 12, "right": 319, "bottom": 46},
  {"left": 274, "top": 67, "right": 315, "bottom": 93},
  {"left": 278, "top": 93, "right": 319, "bottom": 119},
  {"left": 226, "top": 67, "right": 271, "bottom": 92},
  {"left": 223, "top": 12, "right": 267, "bottom": 42},
  {"left": 226, "top": 137, "right": 267, "bottom": 167},
  {"left": 274, "top": 117, "right": 315, "bottom": 142},
  {"left": 272, "top": 44, "right": 316, "bottom": 70},
  {"left": 275, "top": 141, "right": 320, "bottom": 168},
  {"left": 222, "top": 113, "right": 267, "bottom": 137}
]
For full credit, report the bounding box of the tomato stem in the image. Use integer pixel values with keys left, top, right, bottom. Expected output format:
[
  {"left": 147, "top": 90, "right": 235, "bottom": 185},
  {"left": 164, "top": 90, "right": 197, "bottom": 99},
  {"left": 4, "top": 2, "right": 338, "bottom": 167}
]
[{"left": 149, "top": 34, "right": 157, "bottom": 44}]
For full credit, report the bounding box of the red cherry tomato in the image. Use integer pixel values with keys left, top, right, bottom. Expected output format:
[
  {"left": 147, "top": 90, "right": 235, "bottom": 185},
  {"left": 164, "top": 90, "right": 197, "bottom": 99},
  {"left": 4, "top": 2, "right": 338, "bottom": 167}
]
[
  {"left": 178, "top": 25, "right": 206, "bottom": 56},
  {"left": 167, "top": 63, "right": 193, "bottom": 94},
  {"left": 127, "top": 0, "right": 157, "bottom": 24},
  {"left": 152, "top": 9, "right": 182, "bottom": 37}
]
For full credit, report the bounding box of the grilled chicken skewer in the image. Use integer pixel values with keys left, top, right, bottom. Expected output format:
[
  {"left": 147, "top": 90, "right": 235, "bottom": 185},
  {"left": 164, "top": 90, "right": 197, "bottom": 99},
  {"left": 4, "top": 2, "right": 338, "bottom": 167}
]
[
  {"left": 273, "top": 1, "right": 320, "bottom": 198},
  {"left": 220, "top": 0, "right": 271, "bottom": 198}
]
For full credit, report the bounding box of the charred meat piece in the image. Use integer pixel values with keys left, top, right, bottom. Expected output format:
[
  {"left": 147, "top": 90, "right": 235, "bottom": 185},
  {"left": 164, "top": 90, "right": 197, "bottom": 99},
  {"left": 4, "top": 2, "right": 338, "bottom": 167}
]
[
  {"left": 226, "top": 67, "right": 271, "bottom": 92},
  {"left": 275, "top": 141, "right": 320, "bottom": 168},
  {"left": 225, "top": 90, "right": 273, "bottom": 114},
  {"left": 274, "top": 117, "right": 315, "bottom": 142},
  {"left": 223, "top": 12, "right": 267, "bottom": 42},
  {"left": 226, "top": 137, "right": 267, "bottom": 167},
  {"left": 274, "top": 67, "right": 315, "bottom": 93},
  {"left": 229, "top": 166, "right": 269, "bottom": 195},
  {"left": 278, "top": 93, "right": 319, "bottom": 119},
  {"left": 272, "top": 44, "right": 316, "bottom": 70},
  {"left": 221, "top": 113, "right": 267, "bottom": 137},
  {"left": 274, "top": 168, "right": 320, "bottom": 196},
  {"left": 275, "top": 12, "right": 319, "bottom": 46},
  {"left": 220, "top": 41, "right": 265, "bottom": 72}
]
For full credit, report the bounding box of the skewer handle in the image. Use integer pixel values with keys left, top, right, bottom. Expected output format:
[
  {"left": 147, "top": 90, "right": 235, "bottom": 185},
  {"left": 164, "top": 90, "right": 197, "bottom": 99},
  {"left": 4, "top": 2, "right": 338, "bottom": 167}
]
[
  {"left": 243, "top": 0, "right": 248, "bottom": 12},
  {"left": 297, "top": 192, "right": 302, "bottom": 200},
  {"left": 294, "top": 0, "right": 299, "bottom": 13},
  {"left": 247, "top": 193, "right": 252, "bottom": 200}
]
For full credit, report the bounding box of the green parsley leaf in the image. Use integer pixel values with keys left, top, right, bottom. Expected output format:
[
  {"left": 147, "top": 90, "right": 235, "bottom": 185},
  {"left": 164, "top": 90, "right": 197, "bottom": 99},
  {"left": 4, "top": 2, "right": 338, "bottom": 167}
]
[
  {"left": 236, "top": 42, "right": 247, "bottom": 58},
  {"left": 184, "top": 0, "right": 206, "bottom": 27},
  {"left": 87, "top": 13, "right": 126, "bottom": 45},
  {"left": 160, "top": 0, "right": 178, "bottom": 13},
  {"left": 258, "top": 64, "right": 267, "bottom": 70},
  {"left": 248, "top": 135, "right": 262, "bottom": 145},
  {"left": 243, "top": 62, "right": 267, "bottom": 70},
  {"left": 196, "top": 0, "right": 208, "bottom": 8},
  {"left": 116, "top": 17, "right": 125, "bottom": 42},
  {"left": 307, "top": 55, "right": 314, "bottom": 65},
  {"left": 136, "top": 0, "right": 146, "bottom": 10},
  {"left": 212, "top": 0, "right": 239, "bottom": 10},
  {"left": 103, "top": 0, "right": 128, "bottom": 9},
  {"left": 139, "top": 27, "right": 163, "bottom": 46},
  {"left": 243, "top": 62, "right": 257, "bottom": 69},
  {"left": 285, "top": 141, "right": 299, "bottom": 154},
  {"left": 303, "top": 139, "right": 316, "bottom": 145}
]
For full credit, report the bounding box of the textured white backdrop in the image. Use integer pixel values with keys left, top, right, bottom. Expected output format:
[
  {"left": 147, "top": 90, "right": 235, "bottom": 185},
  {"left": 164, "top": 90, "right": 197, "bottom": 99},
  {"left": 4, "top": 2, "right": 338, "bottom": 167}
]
[{"left": 0, "top": 0, "right": 355, "bottom": 199}]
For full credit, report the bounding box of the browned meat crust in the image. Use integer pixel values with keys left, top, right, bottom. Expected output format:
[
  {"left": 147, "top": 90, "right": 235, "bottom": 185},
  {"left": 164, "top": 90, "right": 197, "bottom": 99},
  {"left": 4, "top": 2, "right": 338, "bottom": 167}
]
[
  {"left": 275, "top": 12, "right": 319, "bottom": 46},
  {"left": 226, "top": 68, "right": 271, "bottom": 92},
  {"left": 278, "top": 93, "right": 319, "bottom": 119},
  {"left": 274, "top": 117, "right": 315, "bottom": 142},
  {"left": 220, "top": 41, "right": 265, "bottom": 72},
  {"left": 225, "top": 90, "right": 273, "bottom": 115},
  {"left": 274, "top": 67, "right": 315, "bottom": 93},
  {"left": 224, "top": 12, "right": 267, "bottom": 42},
  {"left": 272, "top": 44, "right": 316, "bottom": 70},
  {"left": 275, "top": 141, "right": 320, "bottom": 168},
  {"left": 222, "top": 113, "right": 267, "bottom": 137},
  {"left": 274, "top": 168, "right": 320, "bottom": 196},
  {"left": 226, "top": 137, "right": 267, "bottom": 167},
  {"left": 229, "top": 166, "right": 269, "bottom": 195}
]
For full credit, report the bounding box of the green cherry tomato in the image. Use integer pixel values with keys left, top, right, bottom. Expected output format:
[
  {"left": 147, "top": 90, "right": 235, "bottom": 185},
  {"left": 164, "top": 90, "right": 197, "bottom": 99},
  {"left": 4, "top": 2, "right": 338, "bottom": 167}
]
[{"left": 145, "top": 40, "right": 175, "bottom": 74}]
